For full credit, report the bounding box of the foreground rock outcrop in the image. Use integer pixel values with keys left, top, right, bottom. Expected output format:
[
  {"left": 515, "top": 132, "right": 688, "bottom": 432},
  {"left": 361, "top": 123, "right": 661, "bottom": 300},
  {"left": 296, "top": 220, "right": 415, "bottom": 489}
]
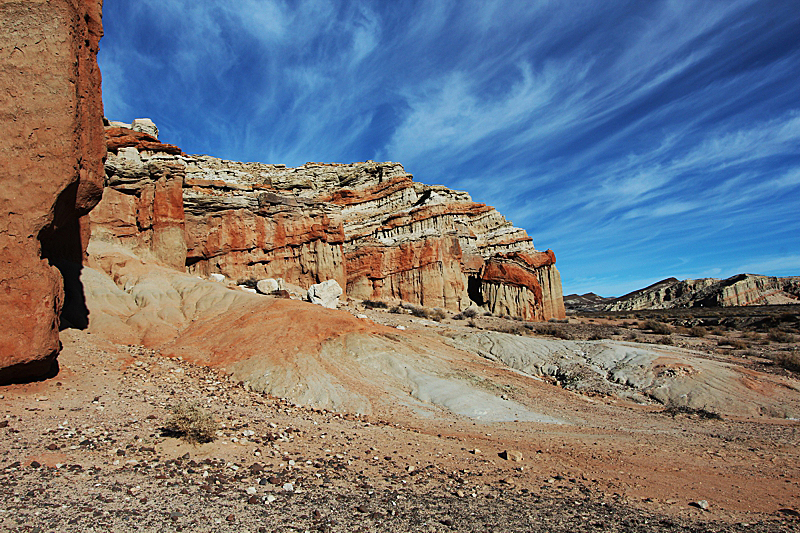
[
  {"left": 91, "top": 123, "right": 566, "bottom": 320},
  {"left": 600, "top": 274, "right": 800, "bottom": 312},
  {"left": 0, "top": 0, "right": 104, "bottom": 383}
]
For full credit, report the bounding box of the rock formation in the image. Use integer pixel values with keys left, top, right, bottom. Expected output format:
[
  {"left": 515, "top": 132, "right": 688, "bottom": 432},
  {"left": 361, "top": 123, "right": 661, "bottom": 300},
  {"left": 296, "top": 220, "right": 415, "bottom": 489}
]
[
  {"left": 0, "top": 0, "right": 105, "bottom": 383},
  {"left": 601, "top": 274, "right": 800, "bottom": 312},
  {"left": 91, "top": 123, "right": 566, "bottom": 321}
]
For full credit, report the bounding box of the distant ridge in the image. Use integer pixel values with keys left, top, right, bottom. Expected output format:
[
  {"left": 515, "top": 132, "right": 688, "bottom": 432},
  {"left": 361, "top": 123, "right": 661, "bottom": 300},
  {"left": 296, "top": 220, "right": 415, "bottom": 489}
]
[{"left": 565, "top": 274, "right": 800, "bottom": 312}]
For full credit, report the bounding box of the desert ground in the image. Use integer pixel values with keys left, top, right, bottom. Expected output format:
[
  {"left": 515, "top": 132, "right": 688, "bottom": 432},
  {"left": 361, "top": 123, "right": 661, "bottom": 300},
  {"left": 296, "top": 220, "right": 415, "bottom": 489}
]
[{"left": 1, "top": 301, "right": 798, "bottom": 533}]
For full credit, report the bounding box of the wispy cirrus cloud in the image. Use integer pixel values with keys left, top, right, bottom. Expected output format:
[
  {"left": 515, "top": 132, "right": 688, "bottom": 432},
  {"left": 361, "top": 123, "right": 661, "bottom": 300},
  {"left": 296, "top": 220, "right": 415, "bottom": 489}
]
[{"left": 100, "top": 0, "right": 800, "bottom": 296}]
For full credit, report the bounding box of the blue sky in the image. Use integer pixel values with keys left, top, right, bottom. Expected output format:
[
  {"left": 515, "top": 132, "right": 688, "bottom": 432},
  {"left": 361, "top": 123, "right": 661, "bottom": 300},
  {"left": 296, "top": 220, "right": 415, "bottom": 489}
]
[{"left": 99, "top": 0, "right": 800, "bottom": 297}]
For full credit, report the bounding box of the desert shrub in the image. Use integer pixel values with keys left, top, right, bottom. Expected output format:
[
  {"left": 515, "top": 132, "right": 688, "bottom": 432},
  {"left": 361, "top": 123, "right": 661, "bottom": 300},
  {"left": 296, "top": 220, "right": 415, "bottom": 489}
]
[
  {"left": 389, "top": 306, "right": 403, "bottom": 314},
  {"left": 588, "top": 332, "right": 607, "bottom": 341},
  {"left": 663, "top": 403, "right": 722, "bottom": 420},
  {"left": 534, "top": 324, "right": 573, "bottom": 340},
  {"left": 362, "top": 299, "right": 388, "bottom": 309},
  {"left": 641, "top": 319, "right": 672, "bottom": 335},
  {"left": 717, "top": 338, "right": 748, "bottom": 349},
  {"left": 414, "top": 308, "right": 431, "bottom": 319},
  {"left": 625, "top": 331, "right": 639, "bottom": 341},
  {"left": 488, "top": 323, "right": 527, "bottom": 336},
  {"left": 451, "top": 313, "right": 465, "bottom": 320},
  {"left": 462, "top": 308, "right": 478, "bottom": 318},
  {"left": 674, "top": 326, "right": 689, "bottom": 335},
  {"left": 742, "top": 331, "right": 761, "bottom": 340},
  {"left": 658, "top": 335, "right": 674, "bottom": 345},
  {"left": 768, "top": 330, "right": 796, "bottom": 343},
  {"left": 483, "top": 311, "right": 494, "bottom": 317},
  {"left": 774, "top": 351, "right": 800, "bottom": 372},
  {"left": 468, "top": 319, "right": 477, "bottom": 328},
  {"left": 239, "top": 278, "right": 258, "bottom": 289},
  {"left": 689, "top": 326, "right": 707, "bottom": 338},
  {"left": 430, "top": 308, "right": 447, "bottom": 322},
  {"left": 165, "top": 403, "right": 217, "bottom": 444}
]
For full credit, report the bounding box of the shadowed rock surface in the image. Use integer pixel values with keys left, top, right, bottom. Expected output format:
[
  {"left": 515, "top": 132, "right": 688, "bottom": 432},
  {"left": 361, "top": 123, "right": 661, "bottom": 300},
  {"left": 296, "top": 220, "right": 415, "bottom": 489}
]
[{"left": 0, "top": 0, "right": 105, "bottom": 383}]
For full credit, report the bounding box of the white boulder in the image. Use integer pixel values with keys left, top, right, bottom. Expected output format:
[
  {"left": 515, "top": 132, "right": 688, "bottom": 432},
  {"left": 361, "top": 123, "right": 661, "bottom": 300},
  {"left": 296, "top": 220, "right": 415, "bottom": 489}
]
[
  {"left": 209, "top": 273, "right": 226, "bottom": 283},
  {"left": 256, "top": 278, "right": 284, "bottom": 295},
  {"left": 307, "top": 279, "right": 343, "bottom": 309}
]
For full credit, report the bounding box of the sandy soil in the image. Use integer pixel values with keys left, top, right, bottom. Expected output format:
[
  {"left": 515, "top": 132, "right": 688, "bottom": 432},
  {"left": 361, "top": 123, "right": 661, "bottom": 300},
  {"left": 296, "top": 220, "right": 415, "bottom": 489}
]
[{"left": 1, "top": 321, "right": 798, "bottom": 532}]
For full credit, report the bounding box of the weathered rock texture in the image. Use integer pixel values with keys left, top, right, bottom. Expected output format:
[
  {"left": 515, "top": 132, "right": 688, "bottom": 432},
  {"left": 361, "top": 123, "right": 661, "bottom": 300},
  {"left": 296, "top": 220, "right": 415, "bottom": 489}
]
[
  {"left": 602, "top": 274, "right": 800, "bottom": 311},
  {"left": 91, "top": 125, "right": 565, "bottom": 320},
  {"left": 0, "top": 0, "right": 104, "bottom": 383}
]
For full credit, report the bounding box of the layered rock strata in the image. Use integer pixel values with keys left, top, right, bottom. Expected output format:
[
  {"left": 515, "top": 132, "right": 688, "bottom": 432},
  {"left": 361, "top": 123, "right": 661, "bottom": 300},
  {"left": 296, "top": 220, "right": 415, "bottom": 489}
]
[
  {"left": 91, "top": 124, "right": 565, "bottom": 321},
  {"left": 0, "top": 0, "right": 105, "bottom": 383},
  {"left": 603, "top": 274, "right": 800, "bottom": 311}
]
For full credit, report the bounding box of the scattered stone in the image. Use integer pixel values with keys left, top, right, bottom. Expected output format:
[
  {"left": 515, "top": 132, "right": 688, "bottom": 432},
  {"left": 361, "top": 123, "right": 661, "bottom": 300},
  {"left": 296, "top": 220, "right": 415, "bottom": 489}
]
[
  {"left": 307, "top": 279, "right": 343, "bottom": 309},
  {"left": 690, "top": 500, "right": 710, "bottom": 511},
  {"left": 256, "top": 278, "right": 283, "bottom": 295},
  {"left": 499, "top": 450, "right": 523, "bottom": 462}
]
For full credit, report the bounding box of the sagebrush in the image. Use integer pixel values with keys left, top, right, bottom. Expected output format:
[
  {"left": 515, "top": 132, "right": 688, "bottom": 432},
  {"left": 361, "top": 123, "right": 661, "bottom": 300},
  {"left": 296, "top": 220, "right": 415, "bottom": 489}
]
[{"left": 165, "top": 403, "right": 218, "bottom": 444}]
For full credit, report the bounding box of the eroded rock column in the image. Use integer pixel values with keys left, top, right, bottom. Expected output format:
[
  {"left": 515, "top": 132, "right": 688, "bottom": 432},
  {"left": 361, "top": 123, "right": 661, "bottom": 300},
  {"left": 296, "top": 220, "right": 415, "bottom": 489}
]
[{"left": 0, "top": 0, "right": 105, "bottom": 383}]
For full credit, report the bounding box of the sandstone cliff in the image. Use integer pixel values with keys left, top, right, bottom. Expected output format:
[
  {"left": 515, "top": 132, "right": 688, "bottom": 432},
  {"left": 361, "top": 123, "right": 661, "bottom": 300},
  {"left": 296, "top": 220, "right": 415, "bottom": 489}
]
[
  {"left": 602, "top": 274, "right": 800, "bottom": 311},
  {"left": 0, "top": 0, "right": 105, "bottom": 383},
  {"left": 91, "top": 124, "right": 565, "bottom": 321}
]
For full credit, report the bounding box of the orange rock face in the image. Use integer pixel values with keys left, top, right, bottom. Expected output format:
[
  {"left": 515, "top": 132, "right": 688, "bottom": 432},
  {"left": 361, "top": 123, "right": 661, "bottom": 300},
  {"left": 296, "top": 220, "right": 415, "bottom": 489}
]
[
  {"left": 92, "top": 144, "right": 565, "bottom": 321},
  {"left": 0, "top": 0, "right": 105, "bottom": 383}
]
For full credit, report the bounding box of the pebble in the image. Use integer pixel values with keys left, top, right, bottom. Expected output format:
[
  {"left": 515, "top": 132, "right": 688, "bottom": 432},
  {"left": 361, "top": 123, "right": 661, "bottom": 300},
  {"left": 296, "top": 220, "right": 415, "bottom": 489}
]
[
  {"left": 282, "top": 482, "right": 294, "bottom": 492},
  {"left": 691, "top": 500, "right": 710, "bottom": 510}
]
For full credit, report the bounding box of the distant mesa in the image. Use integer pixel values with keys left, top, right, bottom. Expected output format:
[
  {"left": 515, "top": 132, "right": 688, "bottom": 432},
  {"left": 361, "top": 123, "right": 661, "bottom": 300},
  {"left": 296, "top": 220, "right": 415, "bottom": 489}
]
[{"left": 565, "top": 274, "right": 800, "bottom": 313}]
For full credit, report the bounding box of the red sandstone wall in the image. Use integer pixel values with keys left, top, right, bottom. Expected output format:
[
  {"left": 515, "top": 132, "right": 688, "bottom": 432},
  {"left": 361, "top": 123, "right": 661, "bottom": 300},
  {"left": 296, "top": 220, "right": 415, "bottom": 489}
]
[{"left": 0, "top": 0, "right": 105, "bottom": 383}]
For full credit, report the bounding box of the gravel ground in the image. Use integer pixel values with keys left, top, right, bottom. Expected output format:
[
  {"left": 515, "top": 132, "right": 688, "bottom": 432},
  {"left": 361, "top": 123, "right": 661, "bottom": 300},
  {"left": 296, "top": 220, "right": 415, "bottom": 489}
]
[{"left": 0, "top": 329, "right": 797, "bottom": 533}]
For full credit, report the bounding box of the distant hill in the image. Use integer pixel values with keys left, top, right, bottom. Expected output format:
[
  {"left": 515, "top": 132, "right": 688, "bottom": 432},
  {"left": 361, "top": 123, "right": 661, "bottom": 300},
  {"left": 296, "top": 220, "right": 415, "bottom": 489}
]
[
  {"left": 563, "top": 292, "right": 615, "bottom": 312},
  {"left": 566, "top": 274, "right": 800, "bottom": 312}
]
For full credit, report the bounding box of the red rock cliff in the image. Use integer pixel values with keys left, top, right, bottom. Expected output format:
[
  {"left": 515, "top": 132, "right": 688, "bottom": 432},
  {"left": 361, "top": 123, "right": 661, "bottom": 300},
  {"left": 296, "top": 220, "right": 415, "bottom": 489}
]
[
  {"left": 0, "top": 0, "right": 105, "bottom": 383},
  {"left": 92, "top": 135, "right": 566, "bottom": 321}
]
